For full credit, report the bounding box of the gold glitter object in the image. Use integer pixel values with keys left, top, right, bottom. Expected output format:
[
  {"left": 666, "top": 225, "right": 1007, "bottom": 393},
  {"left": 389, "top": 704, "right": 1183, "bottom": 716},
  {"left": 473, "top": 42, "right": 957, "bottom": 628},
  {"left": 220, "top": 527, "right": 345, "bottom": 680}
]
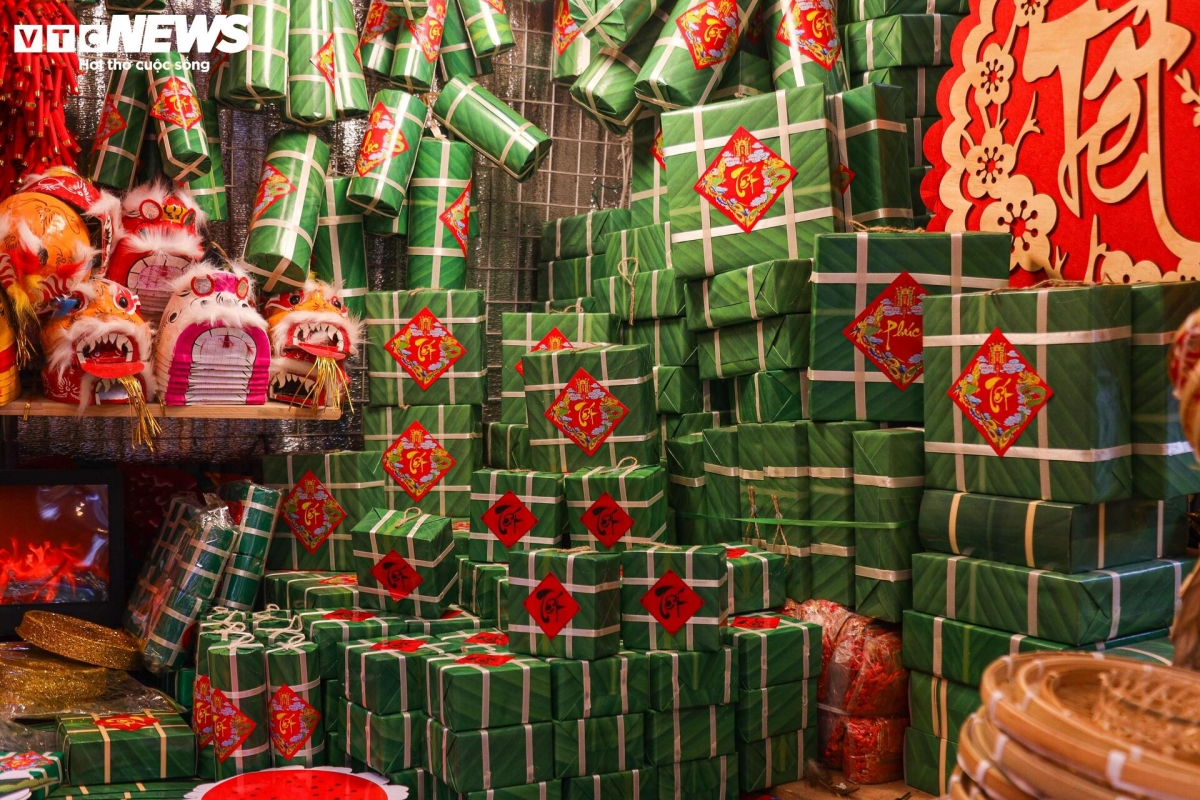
[
  {"left": 16, "top": 611, "right": 141, "bottom": 671},
  {"left": 0, "top": 641, "right": 108, "bottom": 709}
]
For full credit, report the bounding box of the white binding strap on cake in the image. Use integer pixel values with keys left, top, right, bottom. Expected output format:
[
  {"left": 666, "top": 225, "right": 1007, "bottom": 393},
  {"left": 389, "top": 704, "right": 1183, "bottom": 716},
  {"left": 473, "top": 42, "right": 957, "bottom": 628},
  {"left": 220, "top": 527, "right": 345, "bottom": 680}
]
[
  {"left": 362, "top": 404, "right": 482, "bottom": 445},
  {"left": 855, "top": 565, "right": 911, "bottom": 581},
  {"left": 810, "top": 543, "right": 855, "bottom": 557},
  {"left": 853, "top": 473, "right": 924, "bottom": 488}
]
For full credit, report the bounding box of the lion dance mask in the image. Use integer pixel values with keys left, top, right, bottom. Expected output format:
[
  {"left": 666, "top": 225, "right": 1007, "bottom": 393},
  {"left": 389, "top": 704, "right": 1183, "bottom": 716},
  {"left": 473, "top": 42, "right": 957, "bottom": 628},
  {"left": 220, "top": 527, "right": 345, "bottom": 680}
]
[
  {"left": 40, "top": 278, "right": 159, "bottom": 448},
  {"left": 263, "top": 278, "right": 361, "bottom": 408}
]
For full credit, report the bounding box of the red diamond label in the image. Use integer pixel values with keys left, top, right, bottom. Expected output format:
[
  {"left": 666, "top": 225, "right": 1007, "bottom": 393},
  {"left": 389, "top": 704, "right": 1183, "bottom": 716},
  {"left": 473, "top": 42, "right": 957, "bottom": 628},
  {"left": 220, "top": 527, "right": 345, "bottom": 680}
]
[
  {"left": 370, "top": 549, "right": 425, "bottom": 601},
  {"left": 694, "top": 127, "right": 797, "bottom": 233},
  {"left": 318, "top": 573, "right": 357, "bottom": 586},
  {"left": 552, "top": 0, "right": 581, "bottom": 55},
  {"left": 523, "top": 572, "right": 581, "bottom": 639},
  {"left": 281, "top": 470, "right": 346, "bottom": 554},
  {"left": 323, "top": 609, "right": 377, "bottom": 621},
  {"left": 0, "top": 752, "right": 53, "bottom": 770},
  {"left": 363, "top": 0, "right": 402, "bottom": 42},
  {"left": 252, "top": 162, "right": 296, "bottom": 222},
  {"left": 483, "top": 0, "right": 505, "bottom": 11},
  {"left": 150, "top": 76, "right": 202, "bottom": 131},
  {"left": 439, "top": 181, "right": 471, "bottom": 255},
  {"left": 836, "top": 163, "right": 856, "bottom": 194},
  {"left": 515, "top": 327, "right": 573, "bottom": 377},
  {"left": 212, "top": 688, "right": 256, "bottom": 763},
  {"left": 482, "top": 490, "right": 538, "bottom": 549},
  {"left": 545, "top": 368, "right": 629, "bottom": 456},
  {"left": 844, "top": 271, "right": 929, "bottom": 391},
  {"left": 385, "top": 307, "right": 466, "bottom": 390},
  {"left": 726, "top": 547, "right": 748, "bottom": 559},
  {"left": 268, "top": 685, "right": 321, "bottom": 760},
  {"left": 193, "top": 675, "right": 214, "bottom": 746},
  {"left": 441, "top": 608, "right": 465, "bottom": 619},
  {"left": 732, "top": 615, "right": 781, "bottom": 630},
  {"left": 312, "top": 34, "right": 337, "bottom": 88},
  {"left": 456, "top": 653, "right": 514, "bottom": 667},
  {"left": 225, "top": 500, "right": 246, "bottom": 525},
  {"left": 652, "top": 128, "right": 666, "bottom": 171},
  {"left": 95, "top": 96, "right": 127, "bottom": 143},
  {"left": 580, "top": 492, "right": 634, "bottom": 549},
  {"left": 640, "top": 569, "right": 704, "bottom": 636},
  {"left": 96, "top": 713, "right": 160, "bottom": 732},
  {"left": 407, "top": 0, "right": 448, "bottom": 62},
  {"left": 382, "top": 421, "right": 456, "bottom": 502},
  {"left": 356, "top": 102, "right": 410, "bottom": 178},
  {"left": 371, "top": 638, "right": 426, "bottom": 651},
  {"left": 774, "top": 0, "right": 842, "bottom": 70},
  {"left": 466, "top": 631, "right": 509, "bottom": 645},
  {"left": 675, "top": 0, "right": 739, "bottom": 70},
  {"left": 948, "top": 329, "right": 1054, "bottom": 457}
]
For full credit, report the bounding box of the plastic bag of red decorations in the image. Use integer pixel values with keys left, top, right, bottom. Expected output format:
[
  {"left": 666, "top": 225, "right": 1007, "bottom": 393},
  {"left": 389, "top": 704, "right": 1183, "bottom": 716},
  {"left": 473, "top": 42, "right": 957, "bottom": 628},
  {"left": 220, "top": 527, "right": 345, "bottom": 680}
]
[{"left": 783, "top": 598, "right": 909, "bottom": 784}]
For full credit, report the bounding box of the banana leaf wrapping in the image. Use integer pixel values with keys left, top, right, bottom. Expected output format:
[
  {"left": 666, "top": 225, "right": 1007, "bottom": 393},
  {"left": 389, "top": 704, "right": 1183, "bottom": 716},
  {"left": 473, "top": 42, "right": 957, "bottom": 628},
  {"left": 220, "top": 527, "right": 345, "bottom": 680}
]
[
  {"left": 568, "top": 0, "right": 661, "bottom": 49},
  {"left": 908, "top": 670, "right": 977, "bottom": 742},
  {"left": 733, "top": 370, "right": 808, "bottom": 423},
  {"left": 390, "top": 0, "right": 449, "bottom": 92},
  {"left": 594, "top": 267, "right": 686, "bottom": 323},
  {"left": 853, "top": 427, "right": 924, "bottom": 623},
  {"left": 441, "top": 0, "right": 495, "bottom": 79},
  {"left": 828, "top": 84, "right": 913, "bottom": 229},
  {"left": 686, "top": 260, "right": 811, "bottom": 331},
  {"left": 766, "top": 0, "right": 851, "bottom": 91},
  {"left": 811, "top": 421, "right": 876, "bottom": 605},
  {"left": 565, "top": 465, "right": 669, "bottom": 552},
  {"left": 540, "top": 297, "right": 600, "bottom": 312},
  {"left": 425, "top": 651, "right": 553, "bottom": 730},
  {"left": 207, "top": 639, "right": 272, "bottom": 777},
  {"left": 569, "top": 9, "right": 668, "bottom": 135},
  {"left": 605, "top": 223, "right": 673, "bottom": 281},
  {"left": 721, "top": 612, "right": 821, "bottom": 690},
  {"left": 736, "top": 679, "right": 816, "bottom": 741},
  {"left": 88, "top": 65, "right": 150, "bottom": 192},
  {"left": 432, "top": 780, "right": 560, "bottom": 799},
  {"left": 468, "top": 469, "right": 565, "bottom": 563},
  {"left": 855, "top": 65, "right": 948, "bottom": 116},
  {"left": 312, "top": 176, "right": 368, "bottom": 318},
  {"left": 663, "top": 86, "right": 842, "bottom": 279},
  {"left": 406, "top": 138, "right": 473, "bottom": 290},
  {"left": 923, "top": 285, "right": 1133, "bottom": 504},
  {"left": 737, "top": 422, "right": 808, "bottom": 586},
  {"left": 221, "top": 481, "right": 282, "bottom": 561},
  {"left": 213, "top": 554, "right": 267, "bottom": 611},
  {"left": 167, "top": 514, "right": 237, "bottom": 599},
  {"left": 644, "top": 705, "right": 735, "bottom": 765},
  {"left": 0, "top": 750, "right": 62, "bottom": 800},
  {"left": 508, "top": 549, "right": 622, "bottom": 660},
  {"left": 623, "top": 318, "right": 698, "bottom": 367},
  {"left": 488, "top": 423, "right": 532, "bottom": 470},
  {"left": 523, "top": 344, "right": 659, "bottom": 472},
  {"left": 633, "top": 0, "right": 759, "bottom": 111},
  {"left": 631, "top": 113, "right": 668, "bottom": 229},
  {"left": 711, "top": 50, "right": 772, "bottom": 101},
  {"left": 1097, "top": 637, "right": 1176, "bottom": 665},
  {"left": 665, "top": 432, "right": 715, "bottom": 546},
  {"left": 808, "top": 231, "right": 1009, "bottom": 422},
  {"left": 296, "top": 609, "right": 412, "bottom": 679},
  {"left": 432, "top": 77, "right": 553, "bottom": 182},
  {"left": 843, "top": 14, "right": 962, "bottom": 71},
  {"left": 456, "top": 0, "right": 515, "bottom": 58},
  {"left": 911, "top": 552, "right": 1192, "bottom": 646},
  {"left": 243, "top": 131, "right": 330, "bottom": 292},
  {"left": 737, "top": 727, "right": 816, "bottom": 792},
  {"left": 537, "top": 256, "right": 609, "bottom": 301},
  {"left": 57, "top": 713, "right": 195, "bottom": 786},
  {"left": 903, "top": 727, "right": 957, "bottom": 798},
  {"left": 284, "top": 0, "right": 337, "bottom": 125},
  {"left": 327, "top": 0, "right": 371, "bottom": 118},
  {"left": 460, "top": 564, "right": 509, "bottom": 624},
  {"left": 911, "top": 166, "right": 930, "bottom": 217},
  {"left": 500, "top": 311, "right": 621, "bottom": 423},
  {"left": 210, "top": 44, "right": 262, "bottom": 112},
  {"left": 227, "top": 0, "right": 290, "bottom": 103},
  {"left": 182, "top": 98, "right": 228, "bottom": 221},
  {"left": 919, "top": 490, "right": 1188, "bottom": 574},
  {"left": 1131, "top": 283, "right": 1200, "bottom": 499},
  {"left": 360, "top": 0, "right": 404, "bottom": 77},
  {"left": 542, "top": 210, "right": 633, "bottom": 263},
  {"left": 724, "top": 543, "right": 785, "bottom": 613},
  {"left": 697, "top": 314, "right": 811, "bottom": 380},
  {"left": 426, "top": 719, "right": 555, "bottom": 794},
  {"left": 264, "top": 639, "right": 326, "bottom": 767},
  {"left": 553, "top": 0, "right": 594, "bottom": 84},
  {"left": 653, "top": 366, "right": 728, "bottom": 414},
  {"left": 283, "top": 573, "right": 361, "bottom": 609},
  {"left": 702, "top": 426, "right": 741, "bottom": 545},
  {"left": 563, "top": 768, "right": 655, "bottom": 799},
  {"left": 905, "top": 116, "right": 936, "bottom": 168},
  {"left": 348, "top": 90, "right": 426, "bottom": 218},
  {"left": 364, "top": 289, "right": 487, "bottom": 406},
  {"left": 659, "top": 410, "right": 733, "bottom": 444},
  {"left": 656, "top": 755, "right": 737, "bottom": 799},
  {"left": 406, "top": 606, "right": 482, "bottom": 635},
  {"left": 362, "top": 405, "right": 484, "bottom": 517},
  {"left": 48, "top": 784, "right": 203, "bottom": 800},
  {"left": 548, "top": 650, "right": 650, "bottom": 720},
  {"left": 842, "top": 0, "right": 967, "bottom": 21},
  {"left": 621, "top": 545, "right": 730, "bottom": 651},
  {"left": 263, "top": 571, "right": 338, "bottom": 607},
  {"left": 553, "top": 714, "right": 645, "bottom": 778},
  {"left": 340, "top": 634, "right": 444, "bottom": 714},
  {"left": 366, "top": 207, "right": 408, "bottom": 237},
  {"left": 384, "top": 0, "right": 431, "bottom": 16},
  {"left": 342, "top": 702, "right": 424, "bottom": 774},
  {"left": 149, "top": 54, "right": 210, "bottom": 181},
  {"left": 351, "top": 510, "right": 459, "bottom": 617}
]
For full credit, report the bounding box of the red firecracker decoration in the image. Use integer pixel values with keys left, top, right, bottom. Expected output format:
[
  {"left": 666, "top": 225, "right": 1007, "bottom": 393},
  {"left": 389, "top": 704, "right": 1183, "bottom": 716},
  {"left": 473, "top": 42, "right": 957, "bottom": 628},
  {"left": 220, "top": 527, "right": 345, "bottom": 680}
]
[{"left": 0, "top": 0, "right": 82, "bottom": 198}]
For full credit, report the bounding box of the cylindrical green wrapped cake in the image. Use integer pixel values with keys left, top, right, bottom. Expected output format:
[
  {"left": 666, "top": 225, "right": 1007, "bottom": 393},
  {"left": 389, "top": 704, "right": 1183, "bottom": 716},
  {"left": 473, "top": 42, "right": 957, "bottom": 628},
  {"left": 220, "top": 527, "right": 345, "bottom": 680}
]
[
  {"left": 432, "top": 76, "right": 553, "bottom": 182},
  {"left": 347, "top": 89, "right": 427, "bottom": 218},
  {"left": 285, "top": 0, "right": 337, "bottom": 126},
  {"left": 406, "top": 137, "right": 472, "bottom": 289},
  {"left": 360, "top": 0, "right": 403, "bottom": 77},
  {"left": 242, "top": 131, "right": 330, "bottom": 292},
  {"left": 312, "top": 176, "right": 368, "bottom": 318},
  {"left": 211, "top": 52, "right": 264, "bottom": 112},
  {"left": 440, "top": 0, "right": 495, "bottom": 80},
  {"left": 208, "top": 640, "right": 273, "bottom": 777},
  {"left": 455, "top": 0, "right": 515, "bottom": 58},
  {"left": 390, "top": 0, "right": 448, "bottom": 92},
  {"left": 365, "top": 206, "right": 408, "bottom": 237},
  {"left": 552, "top": 0, "right": 593, "bottom": 85},
  {"left": 767, "top": 0, "right": 851, "bottom": 90},
  {"left": 184, "top": 99, "right": 228, "bottom": 222},
  {"left": 264, "top": 638, "right": 326, "bottom": 767},
  {"left": 149, "top": 53, "right": 210, "bottom": 181},
  {"left": 569, "top": 8, "right": 666, "bottom": 135},
  {"left": 227, "top": 0, "right": 290, "bottom": 104},
  {"left": 330, "top": 0, "right": 371, "bottom": 119},
  {"left": 88, "top": 64, "right": 150, "bottom": 192},
  {"left": 569, "top": 0, "right": 661, "bottom": 50}
]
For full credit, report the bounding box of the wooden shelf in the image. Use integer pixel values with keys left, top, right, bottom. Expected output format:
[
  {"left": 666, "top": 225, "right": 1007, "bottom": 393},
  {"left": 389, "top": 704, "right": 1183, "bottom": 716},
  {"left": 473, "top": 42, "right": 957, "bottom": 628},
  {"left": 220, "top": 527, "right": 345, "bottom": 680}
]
[{"left": 0, "top": 395, "right": 343, "bottom": 421}]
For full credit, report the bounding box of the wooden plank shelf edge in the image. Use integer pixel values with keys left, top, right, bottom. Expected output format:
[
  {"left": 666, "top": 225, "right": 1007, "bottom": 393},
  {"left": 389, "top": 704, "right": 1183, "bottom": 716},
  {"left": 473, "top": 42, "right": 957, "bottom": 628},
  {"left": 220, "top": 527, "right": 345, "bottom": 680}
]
[{"left": 0, "top": 395, "right": 343, "bottom": 421}]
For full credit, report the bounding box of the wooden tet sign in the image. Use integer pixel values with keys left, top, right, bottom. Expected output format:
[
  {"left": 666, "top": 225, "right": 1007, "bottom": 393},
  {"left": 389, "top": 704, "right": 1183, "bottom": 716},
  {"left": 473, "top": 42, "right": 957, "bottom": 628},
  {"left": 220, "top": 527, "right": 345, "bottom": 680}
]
[{"left": 922, "top": 0, "right": 1200, "bottom": 286}]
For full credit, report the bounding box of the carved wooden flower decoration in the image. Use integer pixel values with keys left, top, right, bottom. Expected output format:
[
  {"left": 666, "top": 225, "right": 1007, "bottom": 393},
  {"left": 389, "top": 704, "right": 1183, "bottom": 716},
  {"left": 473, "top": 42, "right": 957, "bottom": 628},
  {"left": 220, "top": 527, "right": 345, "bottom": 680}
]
[
  {"left": 966, "top": 128, "right": 1017, "bottom": 199},
  {"left": 974, "top": 44, "right": 1015, "bottom": 108},
  {"left": 980, "top": 179, "right": 1058, "bottom": 272},
  {"left": 1014, "top": 0, "right": 1048, "bottom": 26}
]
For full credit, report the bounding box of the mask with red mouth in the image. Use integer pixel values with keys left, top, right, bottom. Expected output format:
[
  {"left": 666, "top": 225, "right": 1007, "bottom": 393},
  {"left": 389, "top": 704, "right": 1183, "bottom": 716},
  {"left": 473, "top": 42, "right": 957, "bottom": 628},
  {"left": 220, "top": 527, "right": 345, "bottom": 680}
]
[
  {"left": 39, "top": 278, "right": 160, "bottom": 448},
  {"left": 263, "top": 278, "right": 362, "bottom": 408},
  {"left": 105, "top": 183, "right": 206, "bottom": 324}
]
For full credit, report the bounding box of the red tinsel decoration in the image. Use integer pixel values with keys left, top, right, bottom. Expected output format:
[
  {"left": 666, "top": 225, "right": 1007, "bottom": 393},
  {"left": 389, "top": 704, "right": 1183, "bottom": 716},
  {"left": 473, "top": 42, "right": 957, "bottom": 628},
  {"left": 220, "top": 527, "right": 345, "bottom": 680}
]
[{"left": 0, "top": 0, "right": 81, "bottom": 199}]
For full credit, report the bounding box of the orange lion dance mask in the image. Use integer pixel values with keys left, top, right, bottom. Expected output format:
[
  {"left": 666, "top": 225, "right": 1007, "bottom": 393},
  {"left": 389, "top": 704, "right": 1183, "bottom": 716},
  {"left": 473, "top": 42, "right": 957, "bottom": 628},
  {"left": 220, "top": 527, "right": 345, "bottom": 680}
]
[{"left": 263, "top": 278, "right": 361, "bottom": 408}]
